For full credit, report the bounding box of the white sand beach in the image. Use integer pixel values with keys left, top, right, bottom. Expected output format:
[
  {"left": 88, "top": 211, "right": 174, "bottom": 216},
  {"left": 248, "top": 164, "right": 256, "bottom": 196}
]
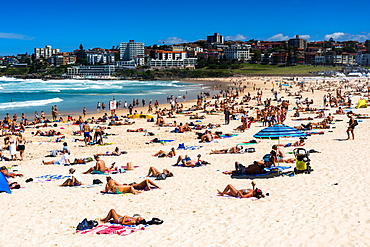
[{"left": 1, "top": 76, "right": 370, "bottom": 247}]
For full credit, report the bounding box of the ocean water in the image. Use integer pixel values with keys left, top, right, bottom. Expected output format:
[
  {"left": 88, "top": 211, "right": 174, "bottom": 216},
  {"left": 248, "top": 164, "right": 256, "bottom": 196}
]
[{"left": 0, "top": 77, "right": 204, "bottom": 119}]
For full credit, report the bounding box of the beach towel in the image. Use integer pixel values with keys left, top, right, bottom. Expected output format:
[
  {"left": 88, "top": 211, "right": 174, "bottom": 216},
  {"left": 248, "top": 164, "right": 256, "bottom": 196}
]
[
  {"left": 177, "top": 145, "right": 203, "bottom": 150},
  {"left": 35, "top": 174, "right": 71, "bottom": 182},
  {"left": 172, "top": 164, "right": 204, "bottom": 168},
  {"left": 219, "top": 134, "right": 238, "bottom": 138},
  {"left": 77, "top": 224, "right": 145, "bottom": 236}
]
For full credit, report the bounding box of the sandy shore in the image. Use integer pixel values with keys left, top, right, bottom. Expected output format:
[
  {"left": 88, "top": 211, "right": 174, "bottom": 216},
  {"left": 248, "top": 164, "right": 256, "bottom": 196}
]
[{"left": 1, "top": 76, "right": 370, "bottom": 246}]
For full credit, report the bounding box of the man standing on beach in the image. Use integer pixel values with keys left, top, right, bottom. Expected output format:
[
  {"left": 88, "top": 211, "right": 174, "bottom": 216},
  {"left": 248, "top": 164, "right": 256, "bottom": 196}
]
[
  {"left": 224, "top": 108, "right": 231, "bottom": 125},
  {"left": 82, "top": 121, "right": 91, "bottom": 145},
  {"left": 346, "top": 115, "right": 356, "bottom": 140},
  {"left": 128, "top": 104, "right": 133, "bottom": 115}
]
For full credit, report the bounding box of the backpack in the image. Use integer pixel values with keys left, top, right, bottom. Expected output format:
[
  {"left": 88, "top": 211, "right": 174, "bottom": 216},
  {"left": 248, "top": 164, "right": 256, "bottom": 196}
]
[
  {"left": 353, "top": 120, "right": 358, "bottom": 126},
  {"left": 76, "top": 218, "right": 98, "bottom": 231}
]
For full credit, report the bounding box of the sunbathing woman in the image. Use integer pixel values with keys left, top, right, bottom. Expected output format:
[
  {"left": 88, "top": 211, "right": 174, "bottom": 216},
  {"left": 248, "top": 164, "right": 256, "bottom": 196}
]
[
  {"left": 104, "top": 177, "right": 161, "bottom": 194},
  {"left": 103, "top": 177, "right": 142, "bottom": 195},
  {"left": 147, "top": 166, "right": 174, "bottom": 177},
  {"left": 152, "top": 147, "right": 176, "bottom": 157},
  {"left": 210, "top": 146, "right": 243, "bottom": 154},
  {"left": 34, "top": 129, "right": 62, "bottom": 136},
  {"left": 101, "top": 209, "right": 146, "bottom": 225},
  {"left": 217, "top": 181, "right": 264, "bottom": 199}
]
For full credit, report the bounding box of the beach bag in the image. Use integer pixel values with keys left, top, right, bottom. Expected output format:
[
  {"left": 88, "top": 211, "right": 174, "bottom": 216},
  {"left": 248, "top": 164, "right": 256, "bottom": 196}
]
[
  {"left": 353, "top": 120, "right": 358, "bottom": 126},
  {"left": 155, "top": 173, "right": 167, "bottom": 180},
  {"left": 76, "top": 218, "right": 98, "bottom": 231},
  {"left": 93, "top": 179, "right": 103, "bottom": 184}
]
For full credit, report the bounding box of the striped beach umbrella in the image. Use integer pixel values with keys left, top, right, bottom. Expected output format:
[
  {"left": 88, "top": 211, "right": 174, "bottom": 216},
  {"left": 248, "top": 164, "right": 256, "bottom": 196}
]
[{"left": 253, "top": 124, "right": 307, "bottom": 139}]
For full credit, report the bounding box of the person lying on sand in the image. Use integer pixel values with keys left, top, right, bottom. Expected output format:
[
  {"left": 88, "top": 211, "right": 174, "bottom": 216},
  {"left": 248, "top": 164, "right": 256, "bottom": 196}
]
[
  {"left": 83, "top": 155, "right": 107, "bottom": 174},
  {"left": 0, "top": 150, "right": 11, "bottom": 161},
  {"left": 0, "top": 166, "right": 23, "bottom": 178},
  {"left": 60, "top": 168, "right": 82, "bottom": 186},
  {"left": 102, "top": 176, "right": 161, "bottom": 194},
  {"left": 147, "top": 166, "right": 174, "bottom": 177},
  {"left": 270, "top": 145, "right": 295, "bottom": 164},
  {"left": 209, "top": 145, "right": 243, "bottom": 154},
  {"left": 95, "top": 147, "right": 123, "bottom": 156},
  {"left": 174, "top": 154, "right": 201, "bottom": 166},
  {"left": 34, "top": 129, "right": 62, "bottom": 136},
  {"left": 217, "top": 181, "right": 264, "bottom": 199},
  {"left": 278, "top": 138, "right": 305, "bottom": 147},
  {"left": 101, "top": 209, "right": 146, "bottom": 225},
  {"left": 152, "top": 147, "right": 176, "bottom": 157},
  {"left": 42, "top": 149, "right": 70, "bottom": 166},
  {"left": 127, "top": 128, "right": 146, "bottom": 132}
]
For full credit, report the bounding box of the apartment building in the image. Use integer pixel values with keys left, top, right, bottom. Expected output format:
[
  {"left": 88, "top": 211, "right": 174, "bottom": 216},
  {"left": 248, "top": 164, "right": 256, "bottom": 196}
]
[
  {"left": 34, "top": 45, "right": 60, "bottom": 59},
  {"left": 86, "top": 53, "right": 115, "bottom": 65},
  {"left": 207, "top": 33, "right": 224, "bottom": 44},
  {"left": 288, "top": 35, "right": 307, "bottom": 50},
  {"left": 356, "top": 54, "right": 370, "bottom": 66},
  {"left": 224, "top": 45, "right": 251, "bottom": 60},
  {"left": 47, "top": 53, "right": 76, "bottom": 66},
  {"left": 120, "top": 40, "right": 144, "bottom": 60}
]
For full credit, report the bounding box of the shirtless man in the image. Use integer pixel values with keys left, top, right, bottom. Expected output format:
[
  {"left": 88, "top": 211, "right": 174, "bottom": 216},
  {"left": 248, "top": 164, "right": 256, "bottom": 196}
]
[
  {"left": 82, "top": 121, "right": 91, "bottom": 145},
  {"left": 174, "top": 154, "right": 201, "bottom": 166},
  {"left": 83, "top": 155, "right": 107, "bottom": 174}
]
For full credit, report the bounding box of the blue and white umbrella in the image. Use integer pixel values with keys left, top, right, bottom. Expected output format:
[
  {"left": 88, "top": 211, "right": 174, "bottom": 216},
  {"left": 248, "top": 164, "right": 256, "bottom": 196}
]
[
  {"left": 254, "top": 124, "right": 307, "bottom": 165},
  {"left": 254, "top": 124, "right": 307, "bottom": 139}
]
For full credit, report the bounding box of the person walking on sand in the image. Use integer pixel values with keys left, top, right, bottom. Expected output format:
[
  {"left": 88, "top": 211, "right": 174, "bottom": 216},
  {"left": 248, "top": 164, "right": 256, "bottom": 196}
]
[
  {"left": 83, "top": 107, "right": 87, "bottom": 117},
  {"left": 346, "top": 114, "right": 356, "bottom": 140}
]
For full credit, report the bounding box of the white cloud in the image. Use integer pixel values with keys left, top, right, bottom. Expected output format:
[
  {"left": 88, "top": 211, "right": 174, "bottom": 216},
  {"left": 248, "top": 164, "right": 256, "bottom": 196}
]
[
  {"left": 267, "top": 33, "right": 290, "bottom": 41},
  {"left": 157, "top": 37, "right": 188, "bottom": 45},
  {"left": 324, "top": 32, "right": 370, "bottom": 41},
  {"left": 0, "top": 32, "right": 34, "bottom": 40},
  {"left": 267, "top": 33, "right": 311, "bottom": 41},
  {"left": 299, "top": 35, "right": 311, "bottom": 40},
  {"left": 225, "top": 34, "right": 249, "bottom": 41}
]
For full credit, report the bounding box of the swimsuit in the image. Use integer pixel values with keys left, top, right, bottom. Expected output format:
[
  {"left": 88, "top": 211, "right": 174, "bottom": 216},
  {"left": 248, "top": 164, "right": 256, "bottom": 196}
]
[
  {"left": 84, "top": 132, "right": 90, "bottom": 137},
  {"left": 91, "top": 170, "right": 104, "bottom": 174}
]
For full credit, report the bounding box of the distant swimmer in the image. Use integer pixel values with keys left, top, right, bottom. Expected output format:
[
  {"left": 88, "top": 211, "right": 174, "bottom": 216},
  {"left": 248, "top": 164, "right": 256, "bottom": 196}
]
[
  {"left": 10, "top": 99, "right": 13, "bottom": 102},
  {"left": 140, "top": 90, "right": 143, "bottom": 92}
]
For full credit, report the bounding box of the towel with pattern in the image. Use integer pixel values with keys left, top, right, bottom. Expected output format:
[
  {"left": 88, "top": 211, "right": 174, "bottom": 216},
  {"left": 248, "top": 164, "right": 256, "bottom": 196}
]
[{"left": 77, "top": 224, "right": 145, "bottom": 236}]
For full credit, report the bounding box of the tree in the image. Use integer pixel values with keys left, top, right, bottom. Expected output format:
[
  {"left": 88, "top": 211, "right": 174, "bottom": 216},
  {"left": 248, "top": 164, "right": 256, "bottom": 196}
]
[
  {"left": 79, "top": 44, "right": 84, "bottom": 50},
  {"left": 343, "top": 46, "right": 356, "bottom": 53},
  {"left": 365, "top": 40, "right": 370, "bottom": 48}
]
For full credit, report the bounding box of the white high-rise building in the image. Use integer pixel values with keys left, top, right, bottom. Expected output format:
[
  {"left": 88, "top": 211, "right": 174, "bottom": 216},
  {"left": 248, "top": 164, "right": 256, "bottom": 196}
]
[
  {"left": 119, "top": 40, "right": 144, "bottom": 61},
  {"left": 34, "top": 45, "right": 60, "bottom": 59}
]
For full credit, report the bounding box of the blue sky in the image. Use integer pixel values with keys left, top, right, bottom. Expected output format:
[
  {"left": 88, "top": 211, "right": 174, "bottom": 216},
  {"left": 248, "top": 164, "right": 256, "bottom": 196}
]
[{"left": 1, "top": 0, "right": 370, "bottom": 55}]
